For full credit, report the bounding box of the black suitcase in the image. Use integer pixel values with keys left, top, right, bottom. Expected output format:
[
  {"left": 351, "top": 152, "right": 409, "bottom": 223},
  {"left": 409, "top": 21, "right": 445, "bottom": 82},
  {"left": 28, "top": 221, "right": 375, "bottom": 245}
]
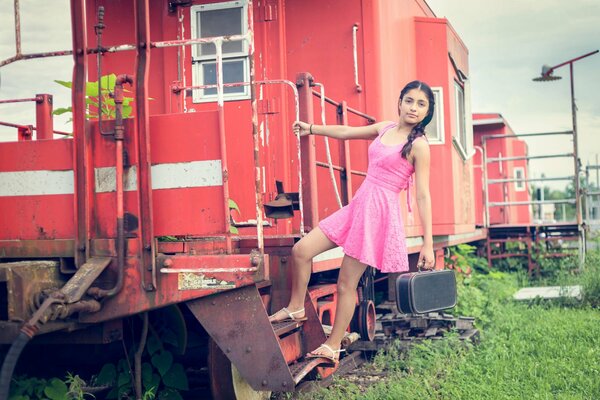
[{"left": 396, "top": 270, "right": 457, "bottom": 314}]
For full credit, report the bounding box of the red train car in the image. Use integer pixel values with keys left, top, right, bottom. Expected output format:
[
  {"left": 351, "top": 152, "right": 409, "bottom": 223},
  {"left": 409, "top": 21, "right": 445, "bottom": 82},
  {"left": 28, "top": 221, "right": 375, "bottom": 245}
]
[
  {"left": 473, "top": 113, "right": 532, "bottom": 226},
  {"left": 0, "top": 0, "right": 486, "bottom": 398}
]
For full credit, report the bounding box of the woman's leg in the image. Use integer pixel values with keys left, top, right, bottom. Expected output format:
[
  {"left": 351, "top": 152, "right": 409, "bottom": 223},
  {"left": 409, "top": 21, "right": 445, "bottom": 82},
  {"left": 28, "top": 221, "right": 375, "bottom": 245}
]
[
  {"left": 309, "top": 255, "right": 368, "bottom": 357},
  {"left": 269, "top": 227, "right": 336, "bottom": 322}
]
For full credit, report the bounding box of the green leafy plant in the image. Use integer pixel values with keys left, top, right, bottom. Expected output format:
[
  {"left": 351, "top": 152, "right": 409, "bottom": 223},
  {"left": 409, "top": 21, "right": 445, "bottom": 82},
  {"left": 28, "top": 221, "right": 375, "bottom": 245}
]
[
  {"left": 445, "top": 244, "right": 489, "bottom": 275},
  {"left": 53, "top": 74, "right": 134, "bottom": 122},
  {"left": 95, "top": 321, "right": 188, "bottom": 400},
  {"left": 10, "top": 374, "right": 95, "bottom": 400},
  {"left": 229, "top": 198, "right": 241, "bottom": 234}
]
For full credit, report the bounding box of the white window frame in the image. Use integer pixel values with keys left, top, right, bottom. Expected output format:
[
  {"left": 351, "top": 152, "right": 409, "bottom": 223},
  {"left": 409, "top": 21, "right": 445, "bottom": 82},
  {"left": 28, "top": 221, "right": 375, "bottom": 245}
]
[
  {"left": 452, "top": 79, "right": 474, "bottom": 160},
  {"left": 514, "top": 167, "right": 526, "bottom": 192},
  {"left": 426, "top": 86, "right": 445, "bottom": 144},
  {"left": 190, "top": 1, "right": 250, "bottom": 103}
]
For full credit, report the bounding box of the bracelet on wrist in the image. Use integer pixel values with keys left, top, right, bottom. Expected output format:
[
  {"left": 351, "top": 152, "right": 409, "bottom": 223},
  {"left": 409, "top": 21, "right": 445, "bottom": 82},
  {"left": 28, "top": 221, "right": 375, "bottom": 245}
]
[{"left": 309, "top": 124, "right": 313, "bottom": 135}]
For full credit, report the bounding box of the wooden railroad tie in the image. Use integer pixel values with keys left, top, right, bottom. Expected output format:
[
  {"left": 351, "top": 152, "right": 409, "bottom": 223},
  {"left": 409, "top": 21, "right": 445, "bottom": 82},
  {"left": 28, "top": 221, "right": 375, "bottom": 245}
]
[{"left": 350, "top": 312, "right": 479, "bottom": 352}]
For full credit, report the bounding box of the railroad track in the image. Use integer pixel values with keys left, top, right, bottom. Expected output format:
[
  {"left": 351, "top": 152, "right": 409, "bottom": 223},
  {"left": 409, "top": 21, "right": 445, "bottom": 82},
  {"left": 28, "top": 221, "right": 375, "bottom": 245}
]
[{"left": 291, "top": 311, "right": 479, "bottom": 394}]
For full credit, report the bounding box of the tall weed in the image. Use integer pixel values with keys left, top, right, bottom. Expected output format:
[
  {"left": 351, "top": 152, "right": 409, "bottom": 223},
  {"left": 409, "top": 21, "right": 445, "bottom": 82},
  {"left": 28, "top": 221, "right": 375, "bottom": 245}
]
[
  {"left": 452, "top": 270, "right": 518, "bottom": 328},
  {"left": 581, "top": 250, "right": 600, "bottom": 307}
]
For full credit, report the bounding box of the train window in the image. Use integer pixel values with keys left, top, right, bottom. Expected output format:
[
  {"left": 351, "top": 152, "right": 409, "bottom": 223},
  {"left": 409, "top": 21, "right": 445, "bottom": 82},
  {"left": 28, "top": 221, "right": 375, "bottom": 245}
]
[
  {"left": 191, "top": 1, "right": 250, "bottom": 102},
  {"left": 514, "top": 167, "right": 526, "bottom": 191},
  {"left": 452, "top": 80, "right": 474, "bottom": 160},
  {"left": 426, "top": 87, "right": 444, "bottom": 144}
]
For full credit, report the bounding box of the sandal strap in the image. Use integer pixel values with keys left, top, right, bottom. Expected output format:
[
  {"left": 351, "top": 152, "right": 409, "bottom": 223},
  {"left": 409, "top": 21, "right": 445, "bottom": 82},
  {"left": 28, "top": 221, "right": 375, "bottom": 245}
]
[
  {"left": 282, "top": 307, "right": 305, "bottom": 318},
  {"left": 316, "top": 344, "right": 342, "bottom": 357}
]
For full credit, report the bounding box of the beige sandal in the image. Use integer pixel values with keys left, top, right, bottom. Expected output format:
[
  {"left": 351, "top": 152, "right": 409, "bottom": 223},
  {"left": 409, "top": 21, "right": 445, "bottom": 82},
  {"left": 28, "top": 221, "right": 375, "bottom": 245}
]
[
  {"left": 268, "top": 307, "right": 307, "bottom": 323},
  {"left": 306, "top": 344, "right": 344, "bottom": 364}
]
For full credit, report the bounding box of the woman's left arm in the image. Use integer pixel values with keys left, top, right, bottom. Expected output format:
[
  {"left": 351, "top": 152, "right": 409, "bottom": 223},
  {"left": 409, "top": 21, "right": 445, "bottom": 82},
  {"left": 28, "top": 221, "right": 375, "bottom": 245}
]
[{"left": 412, "top": 139, "right": 435, "bottom": 269}]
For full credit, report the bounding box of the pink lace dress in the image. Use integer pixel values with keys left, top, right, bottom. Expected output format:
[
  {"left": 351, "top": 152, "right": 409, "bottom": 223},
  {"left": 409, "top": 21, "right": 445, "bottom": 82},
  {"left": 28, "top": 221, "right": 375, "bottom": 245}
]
[{"left": 319, "top": 122, "right": 415, "bottom": 273}]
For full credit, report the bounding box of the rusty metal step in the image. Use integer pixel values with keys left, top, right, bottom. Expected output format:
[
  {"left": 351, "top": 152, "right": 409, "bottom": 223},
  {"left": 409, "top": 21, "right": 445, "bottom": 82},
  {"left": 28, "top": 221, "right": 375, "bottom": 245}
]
[
  {"left": 272, "top": 319, "right": 304, "bottom": 337},
  {"left": 290, "top": 357, "right": 335, "bottom": 385}
]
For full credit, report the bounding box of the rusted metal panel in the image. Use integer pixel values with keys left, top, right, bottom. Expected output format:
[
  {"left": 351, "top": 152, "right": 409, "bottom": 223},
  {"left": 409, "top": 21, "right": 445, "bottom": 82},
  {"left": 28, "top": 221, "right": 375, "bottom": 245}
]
[
  {"left": 0, "top": 261, "right": 64, "bottom": 322},
  {"left": 186, "top": 285, "right": 295, "bottom": 391},
  {"left": 80, "top": 253, "right": 268, "bottom": 323},
  {"left": 278, "top": 330, "right": 303, "bottom": 364},
  {"left": 0, "top": 240, "right": 75, "bottom": 258}
]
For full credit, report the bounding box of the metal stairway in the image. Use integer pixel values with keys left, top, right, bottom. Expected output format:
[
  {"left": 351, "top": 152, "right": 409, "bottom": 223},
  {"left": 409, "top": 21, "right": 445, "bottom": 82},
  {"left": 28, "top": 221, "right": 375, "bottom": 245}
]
[{"left": 185, "top": 284, "right": 335, "bottom": 392}]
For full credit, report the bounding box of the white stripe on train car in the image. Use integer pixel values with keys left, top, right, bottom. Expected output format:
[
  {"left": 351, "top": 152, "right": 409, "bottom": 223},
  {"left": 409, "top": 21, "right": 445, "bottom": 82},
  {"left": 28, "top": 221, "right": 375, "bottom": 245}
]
[
  {"left": 0, "top": 160, "right": 223, "bottom": 197},
  {"left": 151, "top": 160, "right": 222, "bottom": 190},
  {"left": 0, "top": 170, "right": 74, "bottom": 196},
  {"left": 95, "top": 166, "right": 138, "bottom": 193}
]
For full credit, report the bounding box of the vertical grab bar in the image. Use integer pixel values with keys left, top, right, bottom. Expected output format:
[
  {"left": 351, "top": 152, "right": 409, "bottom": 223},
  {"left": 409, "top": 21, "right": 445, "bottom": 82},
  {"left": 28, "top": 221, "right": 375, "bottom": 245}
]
[
  {"left": 313, "top": 82, "right": 343, "bottom": 208},
  {"left": 352, "top": 23, "right": 362, "bottom": 92}
]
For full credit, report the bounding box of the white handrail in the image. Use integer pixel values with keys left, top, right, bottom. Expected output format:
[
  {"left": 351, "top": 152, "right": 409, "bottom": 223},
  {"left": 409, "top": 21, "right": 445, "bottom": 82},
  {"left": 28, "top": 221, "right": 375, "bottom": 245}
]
[
  {"left": 313, "top": 83, "right": 343, "bottom": 209},
  {"left": 352, "top": 24, "right": 362, "bottom": 92}
]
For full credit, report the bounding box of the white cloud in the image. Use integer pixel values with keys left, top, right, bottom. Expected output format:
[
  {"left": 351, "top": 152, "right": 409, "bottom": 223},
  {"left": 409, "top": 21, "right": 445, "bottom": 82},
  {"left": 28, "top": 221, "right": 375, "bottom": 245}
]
[{"left": 428, "top": 0, "right": 600, "bottom": 189}]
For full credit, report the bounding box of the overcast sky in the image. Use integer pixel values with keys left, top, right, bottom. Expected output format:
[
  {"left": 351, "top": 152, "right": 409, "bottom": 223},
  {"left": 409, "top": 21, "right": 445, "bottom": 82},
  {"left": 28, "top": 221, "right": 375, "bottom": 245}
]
[
  {"left": 1, "top": 1, "right": 599, "bottom": 188},
  {"left": 428, "top": 0, "right": 600, "bottom": 188}
]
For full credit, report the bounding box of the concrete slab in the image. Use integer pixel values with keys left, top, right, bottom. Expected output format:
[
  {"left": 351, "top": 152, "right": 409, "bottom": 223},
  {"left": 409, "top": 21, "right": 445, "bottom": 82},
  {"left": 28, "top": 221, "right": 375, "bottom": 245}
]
[{"left": 513, "top": 286, "right": 582, "bottom": 301}]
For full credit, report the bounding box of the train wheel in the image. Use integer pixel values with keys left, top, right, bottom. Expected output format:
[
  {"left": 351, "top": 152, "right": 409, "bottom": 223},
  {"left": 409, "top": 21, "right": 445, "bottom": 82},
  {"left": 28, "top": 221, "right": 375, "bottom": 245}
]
[
  {"left": 358, "top": 300, "right": 376, "bottom": 342},
  {"left": 207, "top": 338, "right": 271, "bottom": 400}
]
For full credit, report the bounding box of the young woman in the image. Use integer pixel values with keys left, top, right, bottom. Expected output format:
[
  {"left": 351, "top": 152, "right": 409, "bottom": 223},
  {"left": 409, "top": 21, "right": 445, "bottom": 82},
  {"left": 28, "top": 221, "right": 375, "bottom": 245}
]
[{"left": 269, "top": 80, "right": 436, "bottom": 363}]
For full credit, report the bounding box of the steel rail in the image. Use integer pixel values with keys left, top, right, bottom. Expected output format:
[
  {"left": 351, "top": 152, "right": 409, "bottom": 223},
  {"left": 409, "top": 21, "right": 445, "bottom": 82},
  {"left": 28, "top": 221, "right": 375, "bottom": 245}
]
[
  {"left": 486, "top": 153, "right": 574, "bottom": 163},
  {"left": 487, "top": 176, "right": 575, "bottom": 184},
  {"left": 313, "top": 82, "right": 343, "bottom": 208},
  {"left": 488, "top": 199, "right": 576, "bottom": 207},
  {"left": 482, "top": 130, "right": 573, "bottom": 140},
  {"left": 311, "top": 90, "right": 375, "bottom": 123}
]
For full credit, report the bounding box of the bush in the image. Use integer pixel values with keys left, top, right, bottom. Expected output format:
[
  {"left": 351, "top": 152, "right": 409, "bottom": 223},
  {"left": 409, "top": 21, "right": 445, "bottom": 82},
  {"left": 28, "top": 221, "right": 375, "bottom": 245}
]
[
  {"left": 581, "top": 250, "right": 600, "bottom": 307},
  {"left": 452, "top": 269, "right": 518, "bottom": 328}
]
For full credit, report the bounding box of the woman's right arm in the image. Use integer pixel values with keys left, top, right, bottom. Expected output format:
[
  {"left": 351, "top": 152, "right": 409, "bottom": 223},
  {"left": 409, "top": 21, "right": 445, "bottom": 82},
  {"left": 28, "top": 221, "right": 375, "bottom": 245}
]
[{"left": 293, "top": 120, "right": 390, "bottom": 140}]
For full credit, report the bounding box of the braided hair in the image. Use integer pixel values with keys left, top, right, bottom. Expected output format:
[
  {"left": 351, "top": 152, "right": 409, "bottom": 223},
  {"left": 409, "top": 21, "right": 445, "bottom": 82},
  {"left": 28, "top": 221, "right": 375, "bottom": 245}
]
[{"left": 398, "top": 80, "right": 435, "bottom": 159}]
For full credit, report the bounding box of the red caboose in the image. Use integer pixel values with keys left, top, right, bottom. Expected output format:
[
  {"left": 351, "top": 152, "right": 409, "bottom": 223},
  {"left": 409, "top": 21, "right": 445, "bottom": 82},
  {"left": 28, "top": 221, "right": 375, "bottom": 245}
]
[
  {"left": 0, "top": 0, "right": 482, "bottom": 397},
  {"left": 473, "top": 113, "right": 532, "bottom": 226}
]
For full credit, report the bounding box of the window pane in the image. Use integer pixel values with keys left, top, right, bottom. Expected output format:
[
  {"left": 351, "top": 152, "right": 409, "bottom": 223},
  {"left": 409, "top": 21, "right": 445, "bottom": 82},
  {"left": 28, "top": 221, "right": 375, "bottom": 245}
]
[
  {"left": 202, "top": 60, "right": 246, "bottom": 96},
  {"left": 515, "top": 168, "right": 525, "bottom": 190},
  {"left": 426, "top": 90, "right": 441, "bottom": 142},
  {"left": 455, "top": 84, "right": 466, "bottom": 148},
  {"left": 198, "top": 8, "right": 243, "bottom": 56},
  {"left": 427, "top": 111, "right": 438, "bottom": 141}
]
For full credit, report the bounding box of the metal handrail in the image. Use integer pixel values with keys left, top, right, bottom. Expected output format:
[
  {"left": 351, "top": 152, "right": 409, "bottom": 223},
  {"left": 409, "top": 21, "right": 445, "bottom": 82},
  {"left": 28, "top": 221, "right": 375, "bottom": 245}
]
[
  {"left": 0, "top": 98, "right": 38, "bottom": 104},
  {"left": 311, "top": 90, "right": 375, "bottom": 123},
  {"left": 352, "top": 23, "right": 362, "bottom": 92},
  {"left": 313, "top": 82, "right": 343, "bottom": 208},
  {"left": 486, "top": 153, "right": 574, "bottom": 163},
  {"left": 489, "top": 199, "right": 576, "bottom": 207},
  {"left": 488, "top": 176, "right": 574, "bottom": 184},
  {"left": 482, "top": 130, "right": 573, "bottom": 140}
]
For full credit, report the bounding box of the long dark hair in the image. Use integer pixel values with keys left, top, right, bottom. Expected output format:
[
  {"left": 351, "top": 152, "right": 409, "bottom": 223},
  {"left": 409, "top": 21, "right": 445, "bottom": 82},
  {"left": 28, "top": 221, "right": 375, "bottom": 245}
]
[{"left": 398, "top": 80, "right": 435, "bottom": 159}]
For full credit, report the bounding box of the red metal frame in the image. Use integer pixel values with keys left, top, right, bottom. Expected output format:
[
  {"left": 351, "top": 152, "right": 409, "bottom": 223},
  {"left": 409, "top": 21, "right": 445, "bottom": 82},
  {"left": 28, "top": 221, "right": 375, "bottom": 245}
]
[
  {"left": 297, "top": 73, "right": 318, "bottom": 230},
  {"left": 71, "top": 0, "right": 90, "bottom": 268},
  {"left": 134, "top": 0, "right": 156, "bottom": 291}
]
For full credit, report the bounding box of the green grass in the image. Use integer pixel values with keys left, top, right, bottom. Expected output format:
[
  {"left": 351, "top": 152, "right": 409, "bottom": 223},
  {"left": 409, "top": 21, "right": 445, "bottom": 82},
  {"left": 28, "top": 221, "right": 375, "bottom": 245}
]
[
  {"left": 439, "top": 304, "right": 600, "bottom": 399},
  {"left": 296, "top": 250, "right": 600, "bottom": 400}
]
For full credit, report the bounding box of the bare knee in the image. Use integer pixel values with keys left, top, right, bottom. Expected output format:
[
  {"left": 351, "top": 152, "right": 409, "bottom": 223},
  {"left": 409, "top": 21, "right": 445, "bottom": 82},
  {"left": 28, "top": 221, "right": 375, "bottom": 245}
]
[
  {"left": 337, "top": 278, "right": 358, "bottom": 298},
  {"left": 291, "top": 241, "right": 311, "bottom": 263}
]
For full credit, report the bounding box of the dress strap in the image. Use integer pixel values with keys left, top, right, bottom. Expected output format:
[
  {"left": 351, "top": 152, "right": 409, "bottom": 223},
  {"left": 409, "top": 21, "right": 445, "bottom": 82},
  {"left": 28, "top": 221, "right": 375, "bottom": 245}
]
[{"left": 378, "top": 122, "right": 398, "bottom": 136}]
